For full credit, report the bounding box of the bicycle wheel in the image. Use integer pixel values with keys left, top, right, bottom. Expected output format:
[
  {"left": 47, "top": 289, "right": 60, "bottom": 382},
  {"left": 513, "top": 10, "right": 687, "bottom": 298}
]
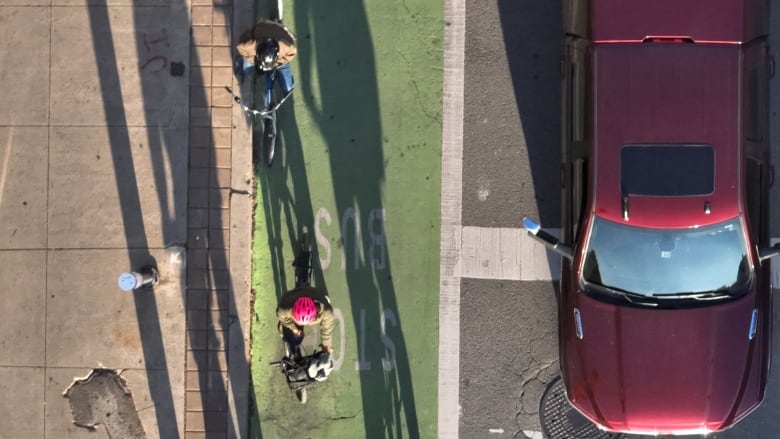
[
  {"left": 262, "top": 115, "right": 277, "bottom": 167},
  {"left": 295, "top": 388, "right": 307, "bottom": 404}
]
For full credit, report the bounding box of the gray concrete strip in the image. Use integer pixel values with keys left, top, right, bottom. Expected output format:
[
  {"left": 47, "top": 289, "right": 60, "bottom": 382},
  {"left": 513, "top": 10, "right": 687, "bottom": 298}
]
[
  {"left": 439, "top": 0, "right": 466, "bottom": 436},
  {"left": 225, "top": 2, "right": 254, "bottom": 438},
  {"left": 455, "top": 227, "right": 561, "bottom": 281}
]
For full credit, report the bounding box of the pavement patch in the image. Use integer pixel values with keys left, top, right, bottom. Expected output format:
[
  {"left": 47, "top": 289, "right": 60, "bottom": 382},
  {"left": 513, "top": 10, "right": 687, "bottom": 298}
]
[{"left": 63, "top": 368, "right": 145, "bottom": 438}]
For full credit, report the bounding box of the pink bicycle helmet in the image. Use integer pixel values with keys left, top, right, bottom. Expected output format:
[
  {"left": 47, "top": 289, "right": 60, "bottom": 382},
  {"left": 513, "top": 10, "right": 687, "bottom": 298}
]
[{"left": 292, "top": 297, "right": 317, "bottom": 324}]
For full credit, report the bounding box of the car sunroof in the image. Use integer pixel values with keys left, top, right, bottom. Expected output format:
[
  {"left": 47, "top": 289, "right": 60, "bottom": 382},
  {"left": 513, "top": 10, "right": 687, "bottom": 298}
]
[{"left": 621, "top": 144, "right": 714, "bottom": 196}]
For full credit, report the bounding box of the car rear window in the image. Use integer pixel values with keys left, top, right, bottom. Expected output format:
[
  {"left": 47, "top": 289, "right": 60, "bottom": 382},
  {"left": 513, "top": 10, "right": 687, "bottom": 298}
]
[{"left": 621, "top": 144, "right": 714, "bottom": 196}]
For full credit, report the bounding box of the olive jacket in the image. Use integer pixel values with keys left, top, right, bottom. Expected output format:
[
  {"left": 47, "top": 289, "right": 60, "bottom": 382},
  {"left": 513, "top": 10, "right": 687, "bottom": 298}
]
[
  {"left": 236, "top": 19, "right": 297, "bottom": 68},
  {"left": 276, "top": 285, "right": 335, "bottom": 347}
]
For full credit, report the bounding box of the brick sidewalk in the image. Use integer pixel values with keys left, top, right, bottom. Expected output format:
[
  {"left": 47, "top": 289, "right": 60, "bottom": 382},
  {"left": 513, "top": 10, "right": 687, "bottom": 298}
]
[{"left": 185, "top": 0, "right": 254, "bottom": 437}]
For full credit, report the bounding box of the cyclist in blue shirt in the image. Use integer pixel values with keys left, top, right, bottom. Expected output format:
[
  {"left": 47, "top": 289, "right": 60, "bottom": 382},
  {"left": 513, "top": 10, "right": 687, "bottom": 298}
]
[{"left": 233, "top": 19, "right": 296, "bottom": 98}]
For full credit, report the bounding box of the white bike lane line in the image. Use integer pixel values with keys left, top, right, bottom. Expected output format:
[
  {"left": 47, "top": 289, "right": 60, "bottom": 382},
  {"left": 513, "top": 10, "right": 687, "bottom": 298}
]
[{"left": 439, "top": 0, "right": 465, "bottom": 436}]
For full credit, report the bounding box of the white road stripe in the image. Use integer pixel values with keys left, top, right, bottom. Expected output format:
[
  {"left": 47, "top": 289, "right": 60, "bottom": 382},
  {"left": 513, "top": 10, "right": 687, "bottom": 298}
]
[
  {"left": 438, "top": 0, "right": 465, "bottom": 437},
  {"left": 455, "top": 227, "right": 561, "bottom": 281}
]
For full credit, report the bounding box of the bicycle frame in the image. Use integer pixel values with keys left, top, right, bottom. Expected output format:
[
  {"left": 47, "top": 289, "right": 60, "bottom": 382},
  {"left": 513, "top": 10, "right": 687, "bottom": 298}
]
[
  {"left": 224, "top": 68, "right": 292, "bottom": 119},
  {"left": 225, "top": 65, "right": 292, "bottom": 167},
  {"left": 262, "top": 66, "right": 277, "bottom": 118}
]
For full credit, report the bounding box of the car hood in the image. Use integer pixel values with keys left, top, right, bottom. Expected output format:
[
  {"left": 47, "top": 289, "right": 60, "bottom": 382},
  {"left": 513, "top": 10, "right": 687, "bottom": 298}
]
[{"left": 563, "top": 291, "right": 765, "bottom": 434}]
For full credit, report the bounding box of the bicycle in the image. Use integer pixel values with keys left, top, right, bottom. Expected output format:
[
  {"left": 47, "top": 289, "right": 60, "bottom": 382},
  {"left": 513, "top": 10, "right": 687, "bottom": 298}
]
[
  {"left": 227, "top": 0, "right": 293, "bottom": 167},
  {"left": 226, "top": 84, "right": 292, "bottom": 167},
  {"left": 269, "top": 231, "right": 333, "bottom": 403}
]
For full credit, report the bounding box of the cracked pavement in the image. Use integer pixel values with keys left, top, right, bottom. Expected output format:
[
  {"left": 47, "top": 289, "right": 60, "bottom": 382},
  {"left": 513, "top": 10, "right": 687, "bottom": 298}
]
[{"left": 460, "top": 279, "right": 558, "bottom": 437}]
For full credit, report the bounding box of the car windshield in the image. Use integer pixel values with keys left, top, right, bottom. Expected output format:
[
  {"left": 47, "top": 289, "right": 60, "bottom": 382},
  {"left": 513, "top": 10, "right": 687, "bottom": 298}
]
[{"left": 582, "top": 216, "right": 751, "bottom": 297}]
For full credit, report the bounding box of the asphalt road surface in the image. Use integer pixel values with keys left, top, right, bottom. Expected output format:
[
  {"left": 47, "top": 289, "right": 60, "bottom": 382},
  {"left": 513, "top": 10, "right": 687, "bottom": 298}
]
[{"left": 458, "top": 1, "right": 780, "bottom": 438}]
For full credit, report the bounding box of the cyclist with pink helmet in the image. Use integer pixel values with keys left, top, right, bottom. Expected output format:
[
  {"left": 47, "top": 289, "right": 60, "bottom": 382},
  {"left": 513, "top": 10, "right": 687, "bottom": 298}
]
[{"left": 276, "top": 285, "right": 335, "bottom": 353}]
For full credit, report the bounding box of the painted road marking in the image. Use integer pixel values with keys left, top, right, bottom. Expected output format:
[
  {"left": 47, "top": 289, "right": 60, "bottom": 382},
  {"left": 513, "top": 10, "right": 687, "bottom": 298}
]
[
  {"left": 455, "top": 227, "right": 561, "bottom": 281},
  {"left": 314, "top": 206, "right": 388, "bottom": 271},
  {"left": 439, "top": 0, "right": 465, "bottom": 436}
]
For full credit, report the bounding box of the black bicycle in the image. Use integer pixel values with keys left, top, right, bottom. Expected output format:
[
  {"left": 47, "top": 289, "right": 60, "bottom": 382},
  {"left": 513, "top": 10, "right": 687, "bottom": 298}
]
[
  {"left": 226, "top": 82, "right": 292, "bottom": 168},
  {"left": 270, "top": 231, "right": 333, "bottom": 403}
]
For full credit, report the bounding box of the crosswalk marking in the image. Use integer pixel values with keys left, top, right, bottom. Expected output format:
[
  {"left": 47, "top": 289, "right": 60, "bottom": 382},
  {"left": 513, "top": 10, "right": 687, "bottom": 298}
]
[{"left": 455, "top": 227, "right": 561, "bottom": 281}]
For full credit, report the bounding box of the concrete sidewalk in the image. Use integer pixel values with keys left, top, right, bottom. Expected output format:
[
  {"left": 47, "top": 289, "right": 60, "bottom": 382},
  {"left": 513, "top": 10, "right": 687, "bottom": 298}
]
[{"left": 0, "top": 0, "right": 253, "bottom": 438}]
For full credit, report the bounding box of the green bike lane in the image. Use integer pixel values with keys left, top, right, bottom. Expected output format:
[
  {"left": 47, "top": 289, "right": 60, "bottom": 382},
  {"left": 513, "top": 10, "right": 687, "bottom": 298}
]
[{"left": 250, "top": 0, "right": 443, "bottom": 437}]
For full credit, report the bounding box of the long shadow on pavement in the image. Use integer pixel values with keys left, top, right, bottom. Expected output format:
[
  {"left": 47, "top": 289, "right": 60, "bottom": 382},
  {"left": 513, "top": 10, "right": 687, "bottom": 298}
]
[
  {"left": 173, "top": 2, "right": 251, "bottom": 437},
  {"left": 258, "top": 99, "right": 325, "bottom": 300},
  {"left": 86, "top": 5, "right": 180, "bottom": 438},
  {"left": 252, "top": 86, "right": 331, "bottom": 437},
  {"left": 87, "top": 1, "right": 252, "bottom": 437},
  {"left": 294, "top": 0, "right": 421, "bottom": 437},
  {"left": 496, "top": 0, "right": 562, "bottom": 226}
]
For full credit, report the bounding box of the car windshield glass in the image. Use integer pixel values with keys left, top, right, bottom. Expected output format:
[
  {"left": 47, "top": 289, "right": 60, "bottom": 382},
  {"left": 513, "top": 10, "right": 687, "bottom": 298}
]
[{"left": 582, "top": 216, "right": 750, "bottom": 297}]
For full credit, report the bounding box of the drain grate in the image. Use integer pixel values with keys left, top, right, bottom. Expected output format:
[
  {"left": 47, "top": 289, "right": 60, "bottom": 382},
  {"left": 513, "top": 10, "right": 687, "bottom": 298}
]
[{"left": 539, "top": 376, "right": 625, "bottom": 439}]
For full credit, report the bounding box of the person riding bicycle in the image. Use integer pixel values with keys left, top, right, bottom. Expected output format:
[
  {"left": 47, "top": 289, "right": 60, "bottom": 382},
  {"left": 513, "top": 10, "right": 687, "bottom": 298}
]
[
  {"left": 277, "top": 285, "right": 335, "bottom": 353},
  {"left": 233, "top": 18, "right": 297, "bottom": 100}
]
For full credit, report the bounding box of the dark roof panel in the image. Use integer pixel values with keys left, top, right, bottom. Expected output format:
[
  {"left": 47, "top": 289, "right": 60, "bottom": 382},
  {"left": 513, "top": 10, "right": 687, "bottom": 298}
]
[{"left": 621, "top": 145, "right": 714, "bottom": 197}]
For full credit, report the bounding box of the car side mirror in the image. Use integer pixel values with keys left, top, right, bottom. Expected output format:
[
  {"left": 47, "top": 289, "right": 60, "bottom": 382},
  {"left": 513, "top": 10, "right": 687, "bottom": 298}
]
[
  {"left": 523, "top": 217, "right": 574, "bottom": 261},
  {"left": 758, "top": 243, "right": 780, "bottom": 262}
]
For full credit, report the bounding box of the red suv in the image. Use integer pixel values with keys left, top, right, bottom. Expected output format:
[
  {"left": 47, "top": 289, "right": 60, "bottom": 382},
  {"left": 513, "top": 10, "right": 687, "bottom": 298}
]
[{"left": 523, "top": 0, "right": 779, "bottom": 434}]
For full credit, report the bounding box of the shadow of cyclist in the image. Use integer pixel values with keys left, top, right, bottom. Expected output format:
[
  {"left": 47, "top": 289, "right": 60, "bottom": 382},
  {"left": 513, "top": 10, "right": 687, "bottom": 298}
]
[{"left": 291, "top": 0, "right": 423, "bottom": 437}]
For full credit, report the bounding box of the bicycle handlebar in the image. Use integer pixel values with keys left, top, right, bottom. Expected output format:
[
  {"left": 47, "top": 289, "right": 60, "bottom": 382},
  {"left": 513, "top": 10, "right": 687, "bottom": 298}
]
[{"left": 225, "top": 86, "right": 293, "bottom": 118}]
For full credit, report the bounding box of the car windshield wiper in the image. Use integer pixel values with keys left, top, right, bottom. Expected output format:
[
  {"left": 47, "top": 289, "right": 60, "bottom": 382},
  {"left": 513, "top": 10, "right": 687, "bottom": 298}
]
[
  {"left": 586, "top": 282, "right": 659, "bottom": 307},
  {"left": 651, "top": 289, "right": 733, "bottom": 301}
]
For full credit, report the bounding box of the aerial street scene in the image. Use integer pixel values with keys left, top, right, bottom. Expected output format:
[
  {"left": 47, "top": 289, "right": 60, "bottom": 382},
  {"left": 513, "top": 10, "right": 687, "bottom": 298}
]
[{"left": 2, "top": 0, "right": 780, "bottom": 438}]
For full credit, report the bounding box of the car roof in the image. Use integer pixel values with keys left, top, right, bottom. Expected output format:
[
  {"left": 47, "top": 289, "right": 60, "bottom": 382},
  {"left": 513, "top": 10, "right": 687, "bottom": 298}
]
[
  {"left": 592, "top": 0, "right": 767, "bottom": 43},
  {"left": 593, "top": 43, "right": 741, "bottom": 228}
]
